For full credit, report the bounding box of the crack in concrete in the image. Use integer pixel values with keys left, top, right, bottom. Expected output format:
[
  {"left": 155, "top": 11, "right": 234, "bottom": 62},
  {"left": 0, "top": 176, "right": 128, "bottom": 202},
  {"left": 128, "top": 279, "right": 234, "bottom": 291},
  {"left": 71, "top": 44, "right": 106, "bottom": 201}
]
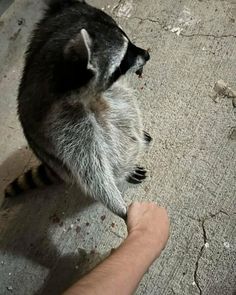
[
  {"left": 209, "top": 210, "right": 231, "bottom": 218},
  {"left": 185, "top": 209, "right": 235, "bottom": 223},
  {"left": 131, "top": 16, "right": 236, "bottom": 39},
  {"left": 130, "top": 16, "right": 165, "bottom": 28},
  {"left": 112, "top": 0, "right": 123, "bottom": 15},
  {"left": 190, "top": 209, "right": 234, "bottom": 295},
  {"left": 181, "top": 33, "right": 236, "bottom": 39},
  {"left": 194, "top": 219, "right": 207, "bottom": 295}
]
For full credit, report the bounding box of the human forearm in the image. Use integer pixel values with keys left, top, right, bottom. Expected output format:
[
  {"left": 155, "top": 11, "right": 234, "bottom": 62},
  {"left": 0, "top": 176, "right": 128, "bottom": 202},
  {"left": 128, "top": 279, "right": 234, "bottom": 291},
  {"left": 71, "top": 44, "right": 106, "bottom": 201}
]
[
  {"left": 63, "top": 202, "right": 170, "bottom": 295},
  {"left": 63, "top": 232, "right": 162, "bottom": 295}
]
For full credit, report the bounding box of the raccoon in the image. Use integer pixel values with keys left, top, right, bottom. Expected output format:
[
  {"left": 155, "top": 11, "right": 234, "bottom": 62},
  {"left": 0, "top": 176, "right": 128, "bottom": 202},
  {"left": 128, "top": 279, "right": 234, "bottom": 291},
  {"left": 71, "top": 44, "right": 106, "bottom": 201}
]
[{"left": 5, "top": 0, "right": 151, "bottom": 219}]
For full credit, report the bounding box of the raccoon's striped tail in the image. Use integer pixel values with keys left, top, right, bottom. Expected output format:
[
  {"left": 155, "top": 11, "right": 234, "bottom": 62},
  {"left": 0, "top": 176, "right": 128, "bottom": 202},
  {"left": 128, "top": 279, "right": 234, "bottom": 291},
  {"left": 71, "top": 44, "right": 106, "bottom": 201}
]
[{"left": 5, "top": 164, "right": 58, "bottom": 198}]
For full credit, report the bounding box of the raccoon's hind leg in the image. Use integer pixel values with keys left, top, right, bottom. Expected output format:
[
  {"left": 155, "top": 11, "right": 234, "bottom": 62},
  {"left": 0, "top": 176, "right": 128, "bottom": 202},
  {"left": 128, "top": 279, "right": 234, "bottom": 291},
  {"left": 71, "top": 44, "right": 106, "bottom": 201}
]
[{"left": 127, "top": 166, "right": 147, "bottom": 184}]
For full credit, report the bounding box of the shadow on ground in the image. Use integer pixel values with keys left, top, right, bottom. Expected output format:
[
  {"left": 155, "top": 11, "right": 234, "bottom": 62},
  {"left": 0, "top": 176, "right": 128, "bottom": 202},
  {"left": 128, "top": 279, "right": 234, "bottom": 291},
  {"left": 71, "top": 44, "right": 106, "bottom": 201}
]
[{"left": 0, "top": 149, "right": 102, "bottom": 295}]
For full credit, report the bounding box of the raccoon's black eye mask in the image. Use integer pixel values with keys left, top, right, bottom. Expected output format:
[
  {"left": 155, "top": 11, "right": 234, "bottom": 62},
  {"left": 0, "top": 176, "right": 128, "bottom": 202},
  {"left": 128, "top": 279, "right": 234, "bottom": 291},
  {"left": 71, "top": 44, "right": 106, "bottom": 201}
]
[{"left": 111, "top": 42, "right": 140, "bottom": 83}]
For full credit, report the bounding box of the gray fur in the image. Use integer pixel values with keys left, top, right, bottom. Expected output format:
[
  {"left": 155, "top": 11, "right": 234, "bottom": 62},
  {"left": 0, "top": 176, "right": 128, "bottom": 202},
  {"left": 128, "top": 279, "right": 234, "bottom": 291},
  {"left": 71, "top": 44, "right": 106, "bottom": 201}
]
[
  {"left": 17, "top": 0, "right": 151, "bottom": 218},
  {"left": 45, "top": 78, "right": 145, "bottom": 217}
]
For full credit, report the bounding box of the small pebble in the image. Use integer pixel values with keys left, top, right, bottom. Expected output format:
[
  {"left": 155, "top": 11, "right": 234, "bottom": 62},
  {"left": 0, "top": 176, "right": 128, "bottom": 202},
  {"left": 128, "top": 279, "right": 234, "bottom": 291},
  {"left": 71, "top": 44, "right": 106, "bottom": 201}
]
[
  {"left": 76, "top": 226, "right": 81, "bottom": 233},
  {"left": 75, "top": 265, "right": 79, "bottom": 270},
  {"left": 17, "top": 18, "right": 25, "bottom": 26},
  {"left": 192, "top": 281, "right": 196, "bottom": 286},
  {"left": 224, "top": 242, "right": 230, "bottom": 249},
  {"left": 1, "top": 261, "right": 4, "bottom": 265},
  {"left": 7, "top": 286, "right": 13, "bottom": 292},
  {"left": 86, "top": 222, "right": 90, "bottom": 226},
  {"left": 214, "top": 80, "right": 236, "bottom": 98},
  {"left": 70, "top": 224, "right": 74, "bottom": 229},
  {"left": 9, "top": 272, "right": 11, "bottom": 276},
  {"left": 229, "top": 128, "right": 236, "bottom": 140},
  {"left": 111, "top": 222, "right": 115, "bottom": 228},
  {"left": 101, "top": 215, "right": 106, "bottom": 221},
  {"left": 170, "top": 27, "right": 183, "bottom": 36},
  {"left": 211, "top": 93, "right": 220, "bottom": 103},
  {"left": 214, "top": 79, "right": 227, "bottom": 95},
  {"left": 205, "top": 242, "right": 209, "bottom": 248}
]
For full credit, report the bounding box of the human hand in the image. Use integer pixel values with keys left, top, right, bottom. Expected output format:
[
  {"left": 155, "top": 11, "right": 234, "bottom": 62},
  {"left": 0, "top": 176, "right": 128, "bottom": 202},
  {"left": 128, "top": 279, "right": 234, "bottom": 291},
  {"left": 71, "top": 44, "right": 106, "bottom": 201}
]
[{"left": 126, "top": 202, "right": 170, "bottom": 258}]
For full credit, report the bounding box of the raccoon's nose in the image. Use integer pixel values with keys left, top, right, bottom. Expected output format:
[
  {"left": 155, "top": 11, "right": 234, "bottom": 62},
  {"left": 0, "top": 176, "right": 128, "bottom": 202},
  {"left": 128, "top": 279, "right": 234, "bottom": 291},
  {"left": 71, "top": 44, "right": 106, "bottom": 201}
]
[{"left": 144, "top": 50, "right": 150, "bottom": 62}]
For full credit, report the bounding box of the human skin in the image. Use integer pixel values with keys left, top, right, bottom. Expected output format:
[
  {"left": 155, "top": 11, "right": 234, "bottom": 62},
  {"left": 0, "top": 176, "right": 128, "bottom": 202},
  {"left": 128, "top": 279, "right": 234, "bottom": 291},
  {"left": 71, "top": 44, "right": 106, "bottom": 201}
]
[{"left": 63, "top": 202, "right": 170, "bottom": 295}]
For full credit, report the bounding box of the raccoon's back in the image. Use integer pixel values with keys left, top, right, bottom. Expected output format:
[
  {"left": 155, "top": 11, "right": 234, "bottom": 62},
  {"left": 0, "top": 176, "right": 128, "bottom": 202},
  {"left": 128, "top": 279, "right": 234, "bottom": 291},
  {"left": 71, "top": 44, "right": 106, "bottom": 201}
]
[{"left": 17, "top": 1, "right": 86, "bottom": 122}]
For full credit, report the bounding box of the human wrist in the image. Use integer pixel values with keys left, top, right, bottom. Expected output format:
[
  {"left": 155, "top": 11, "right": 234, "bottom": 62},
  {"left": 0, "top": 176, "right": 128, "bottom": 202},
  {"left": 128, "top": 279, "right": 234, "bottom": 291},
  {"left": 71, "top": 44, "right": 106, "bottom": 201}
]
[{"left": 126, "top": 229, "right": 163, "bottom": 260}]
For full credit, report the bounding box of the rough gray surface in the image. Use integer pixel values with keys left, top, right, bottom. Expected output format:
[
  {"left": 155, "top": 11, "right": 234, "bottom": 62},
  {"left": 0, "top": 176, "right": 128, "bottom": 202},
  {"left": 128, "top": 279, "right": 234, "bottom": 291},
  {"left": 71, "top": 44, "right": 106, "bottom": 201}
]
[{"left": 0, "top": 0, "right": 235, "bottom": 294}]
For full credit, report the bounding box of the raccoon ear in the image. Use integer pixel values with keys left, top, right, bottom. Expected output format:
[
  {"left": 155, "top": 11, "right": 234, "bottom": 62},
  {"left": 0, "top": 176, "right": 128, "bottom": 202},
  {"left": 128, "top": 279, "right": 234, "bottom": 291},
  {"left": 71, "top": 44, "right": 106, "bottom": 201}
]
[{"left": 64, "top": 29, "right": 93, "bottom": 70}]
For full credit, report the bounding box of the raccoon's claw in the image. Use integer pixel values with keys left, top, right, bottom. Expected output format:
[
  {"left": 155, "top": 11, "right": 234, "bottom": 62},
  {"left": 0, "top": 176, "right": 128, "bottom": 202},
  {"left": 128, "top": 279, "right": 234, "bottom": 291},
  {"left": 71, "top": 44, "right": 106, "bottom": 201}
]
[
  {"left": 136, "top": 67, "right": 143, "bottom": 77},
  {"left": 135, "top": 167, "right": 147, "bottom": 175},
  {"left": 127, "top": 167, "right": 147, "bottom": 184},
  {"left": 144, "top": 131, "right": 152, "bottom": 143}
]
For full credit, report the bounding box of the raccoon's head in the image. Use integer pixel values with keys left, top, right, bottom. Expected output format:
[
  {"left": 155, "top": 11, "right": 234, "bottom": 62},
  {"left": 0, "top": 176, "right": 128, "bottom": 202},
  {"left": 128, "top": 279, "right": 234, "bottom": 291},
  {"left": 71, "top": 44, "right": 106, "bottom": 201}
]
[{"left": 58, "top": 1, "right": 150, "bottom": 92}]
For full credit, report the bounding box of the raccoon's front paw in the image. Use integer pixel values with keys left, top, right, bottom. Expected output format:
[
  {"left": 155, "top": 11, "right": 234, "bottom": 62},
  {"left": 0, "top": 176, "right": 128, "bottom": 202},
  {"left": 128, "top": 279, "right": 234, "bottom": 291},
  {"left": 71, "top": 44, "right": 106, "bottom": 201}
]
[
  {"left": 143, "top": 131, "right": 152, "bottom": 143},
  {"left": 127, "top": 167, "right": 147, "bottom": 184}
]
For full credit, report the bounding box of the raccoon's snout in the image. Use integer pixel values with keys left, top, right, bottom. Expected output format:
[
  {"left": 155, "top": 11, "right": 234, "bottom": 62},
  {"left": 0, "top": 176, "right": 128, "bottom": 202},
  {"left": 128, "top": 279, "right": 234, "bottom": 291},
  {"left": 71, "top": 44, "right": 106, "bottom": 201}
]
[
  {"left": 138, "top": 49, "right": 150, "bottom": 68},
  {"left": 137, "top": 47, "right": 150, "bottom": 63}
]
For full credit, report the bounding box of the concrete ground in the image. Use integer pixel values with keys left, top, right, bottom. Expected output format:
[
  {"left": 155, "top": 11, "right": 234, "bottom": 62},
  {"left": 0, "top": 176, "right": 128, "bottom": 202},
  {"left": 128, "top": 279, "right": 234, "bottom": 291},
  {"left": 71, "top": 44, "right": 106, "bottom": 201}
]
[{"left": 0, "top": 0, "right": 235, "bottom": 294}]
